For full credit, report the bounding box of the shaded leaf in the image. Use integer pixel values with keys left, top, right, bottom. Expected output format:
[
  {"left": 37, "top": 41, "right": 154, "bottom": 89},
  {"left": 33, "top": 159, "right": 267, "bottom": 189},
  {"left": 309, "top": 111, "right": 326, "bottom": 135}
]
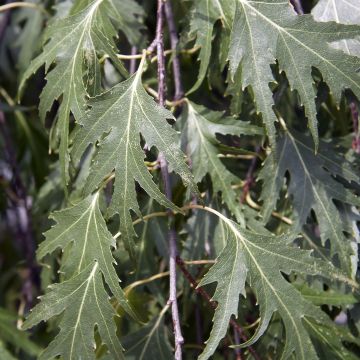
[
  {"left": 23, "top": 262, "right": 124, "bottom": 360},
  {"left": 19, "top": 0, "right": 143, "bottom": 187},
  {"left": 181, "top": 101, "right": 262, "bottom": 223},
  {"left": 259, "top": 131, "right": 360, "bottom": 275}
]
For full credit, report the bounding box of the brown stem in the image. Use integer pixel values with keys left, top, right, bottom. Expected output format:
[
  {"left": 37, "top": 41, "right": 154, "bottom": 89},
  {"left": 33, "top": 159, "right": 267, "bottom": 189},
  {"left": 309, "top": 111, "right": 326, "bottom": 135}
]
[
  {"left": 240, "top": 146, "right": 260, "bottom": 203},
  {"left": 154, "top": 0, "right": 184, "bottom": 358},
  {"left": 350, "top": 101, "right": 360, "bottom": 153},
  {"left": 176, "top": 256, "right": 261, "bottom": 360}
]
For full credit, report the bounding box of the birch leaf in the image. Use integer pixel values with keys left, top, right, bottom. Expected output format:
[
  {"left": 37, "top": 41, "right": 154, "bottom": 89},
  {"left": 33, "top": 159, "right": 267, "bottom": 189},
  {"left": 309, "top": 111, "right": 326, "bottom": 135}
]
[
  {"left": 312, "top": 0, "right": 360, "bottom": 56},
  {"left": 181, "top": 101, "right": 263, "bottom": 223},
  {"left": 187, "top": 0, "right": 233, "bottom": 93},
  {"left": 259, "top": 131, "right": 360, "bottom": 276},
  {"left": 23, "top": 263, "right": 124, "bottom": 360},
  {"left": 198, "top": 209, "right": 358, "bottom": 360},
  {"left": 36, "top": 193, "right": 136, "bottom": 319},
  {"left": 227, "top": 0, "right": 360, "bottom": 147},
  {"left": 71, "top": 56, "right": 198, "bottom": 261},
  {"left": 19, "top": 0, "right": 143, "bottom": 187}
]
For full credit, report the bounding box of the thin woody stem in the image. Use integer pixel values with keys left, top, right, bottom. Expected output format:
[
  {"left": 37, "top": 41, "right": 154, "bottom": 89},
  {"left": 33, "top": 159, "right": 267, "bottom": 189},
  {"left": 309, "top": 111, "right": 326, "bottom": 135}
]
[
  {"left": 175, "top": 256, "right": 261, "bottom": 360},
  {"left": 164, "top": 0, "right": 184, "bottom": 100},
  {"left": 154, "top": 0, "right": 184, "bottom": 358},
  {"left": 290, "top": 0, "right": 304, "bottom": 14}
]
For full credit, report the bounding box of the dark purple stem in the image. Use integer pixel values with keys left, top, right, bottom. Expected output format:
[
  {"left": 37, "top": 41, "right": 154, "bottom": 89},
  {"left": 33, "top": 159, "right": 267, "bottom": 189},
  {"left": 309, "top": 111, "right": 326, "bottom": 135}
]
[
  {"left": 155, "top": 0, "right": 184, "bottom": 358},
  {"left": 233, "top": 327, "right": 242, "bottom": 360},
  {"left": 175, "top": 256, "right": 261, "bottom": 360},
  {"left": 129, "top": 46, "right": 138, "bottom": 75},
  {"left": 0, "top": 111, "right": 39, "bottom": 309},
  {"left": 164, "top": 0, "right": 184, "bottom": 101},
  {"left": 290, "top": 0, "right": 304, "bottom": 14},
  {"left": 350, "top": 102, "right": 360, "bottom": 153},
  {"left": 241, "top": 146, "right": 260, "bottom": 203}
]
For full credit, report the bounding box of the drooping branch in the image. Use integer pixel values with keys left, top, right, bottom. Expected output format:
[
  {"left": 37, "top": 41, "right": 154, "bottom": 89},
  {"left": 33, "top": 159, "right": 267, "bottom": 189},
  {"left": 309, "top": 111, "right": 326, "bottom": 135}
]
[
  {"left": 154, "top": 0, "right": 184, "bottom": 358},
  {"left": 175, "top": 256, "right": 261, "bottom": 360}
]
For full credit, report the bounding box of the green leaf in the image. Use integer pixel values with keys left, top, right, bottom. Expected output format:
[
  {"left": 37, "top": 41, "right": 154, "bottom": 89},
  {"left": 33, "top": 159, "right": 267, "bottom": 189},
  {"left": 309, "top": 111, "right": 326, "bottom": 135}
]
[
  {"left": 312, "top": 0, "right": 360, "bottom": 56},
  {"left": 228, "top": 0, "right": 360, "bottom": 147},
  {"left": 181, "top": 101, "right": 263, "bottom": 223},
  {"left": 197, "top": 208, "right": 357, "bottom": 360},
  {"left": 13, "top": 0, "right": 44, "bottom": 73},
  {"left": 19, "top": 0, "right": 143, "bottom": 187},
  {"left": 187, "top": 0, "right": 233, "bottom": 93},
  {"left": 0, "top": 308, "right": 41, "bottom": 357},
  {"left": 259, "top": 131, "right": 360, "bottom": 276},
  {"left": 23, "top": 262, "right": 124, "bottom": 360},
  {"left": 37, "top": 192, "right": 136, "bottom": 319},
  {"left": 71, "top": 56, "right": 198, "bottom": 261},
  {"left": 122, "top": 307, "right": 173, "bottom": 360},
  {"left": 198, "top": 223, "right": 246, "bottom": 360},
  {"left": 295, "top": 283, "right": 359, "bottom": 306},
  {"left": 304, "top": 318, "right": 360, "bottom": 359}
]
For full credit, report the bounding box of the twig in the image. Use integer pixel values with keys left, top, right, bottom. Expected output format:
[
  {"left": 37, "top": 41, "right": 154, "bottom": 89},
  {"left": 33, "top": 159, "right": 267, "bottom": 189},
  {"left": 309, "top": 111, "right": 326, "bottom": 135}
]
[
  {"left": 0, "top": 2, "right": 49, "bottom": 16},
  {"left": 0, "top": 111, "right": 39, "bottom": 309},
  {"left": 154, "top": 0, "right": 184, "bottom": 358},
  {"left": 290, "top": 0, "right": 304, "bottom": 14},
  {"left": 129, "top": 46, "right": 138, "bottom": 74},
  {"left": 233, "top": 328, "right": 243, "bottom": 360},
  {"left": 350, "top": 101, "right": 360, "bottom": 153},
  {"left": 164, "top": 0, "right": 184, "bottom": 100},
  {"left": 245, "top": 193, "right": 293, "bottom": 225},
  {"left": 175, "top": 256, "right": 261, "bottom": 360},
  {"left": 240, "top": 146, "right": 260, "bottom": 203}
]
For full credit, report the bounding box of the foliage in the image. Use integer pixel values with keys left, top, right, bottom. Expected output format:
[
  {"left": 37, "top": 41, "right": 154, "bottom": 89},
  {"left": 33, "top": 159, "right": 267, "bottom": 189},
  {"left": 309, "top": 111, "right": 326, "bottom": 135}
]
[{"left": 1, "top": 0, "right": 360, "bottom": 359}]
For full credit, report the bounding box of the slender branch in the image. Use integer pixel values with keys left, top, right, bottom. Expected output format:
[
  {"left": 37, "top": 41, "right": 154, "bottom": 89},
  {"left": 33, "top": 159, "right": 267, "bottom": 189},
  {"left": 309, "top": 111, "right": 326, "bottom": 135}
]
[
  {"left": 350, "top": 101, "right": 360, "bottom": 153},
  {"left": 0, "top": 2, "right": 49, "bottom": 15},
  {"left": 245, "top": 194, "right": 293, "bottom": 225},
  {"left": 240, "top": 146, "right": 260, "bottom": 203},
  {"left": 0, "top": 111, "right": 39, "bottom": 309},
  {"left": 290, "top": 0, "right": 304, "bottom": 14},
  {"left": 164, "top": 0, "right": 184, "bottom": 100},
  {"left": 154, "top": 1, "right": 184, "bottom": 358},
  {"left": 175, "top": 256, "right": 261, "bottom": 360},
  {"left": 129, "top": 46, "right": 138, "bottom": 74},
  {"left": 233, "top": 328, "right": 243, "bottom": 360}
]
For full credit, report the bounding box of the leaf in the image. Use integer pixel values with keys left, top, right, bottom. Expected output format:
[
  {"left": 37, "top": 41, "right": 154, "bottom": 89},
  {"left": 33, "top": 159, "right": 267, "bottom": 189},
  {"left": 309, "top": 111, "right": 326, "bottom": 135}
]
[
  {"left": 227, "top": 0, "right": 360, "bottom": 147},
  {"left": 295, "top": 283, "right": 359, "bottom": 306},
  {"left": 198, "top": 223, "right": 246, "bottom": 359},
  {"left": 197, "top": 208, "right": 358, "bottom": 360},
  {"left": 36, "top": 192, "right": 136, "bottom": 318},
  {"left": 312, "top": 0, "right": 360, "bottom": 56},
  {"left": 19, "top": 0, "right": 143, "bottom": 187},
  {"left": 122, "top": 307, "right": 173, "bottom": 360},
  {"left": 187, "top": 0, "right": 233, "bottom": 93},
  {"left": 71, "top": 55, "right": 198, "bottom": 261},
  {"left": 13, "top": 0, "right": 44, "bottom": 72},
  {"left": 180, "top": 101, "right": 263, "bottom": 223},
  {"left": 259, "top": 130, "right": 360, "bottom": 276},
  {"left": 0, "top": 308, "right": 41, "bottom": 357},
  {"left": 304, "top": 318, "right": 360, "bottom": 360},
  {"left": 23, "top": 262, "right": 124, "bottom": 360}
]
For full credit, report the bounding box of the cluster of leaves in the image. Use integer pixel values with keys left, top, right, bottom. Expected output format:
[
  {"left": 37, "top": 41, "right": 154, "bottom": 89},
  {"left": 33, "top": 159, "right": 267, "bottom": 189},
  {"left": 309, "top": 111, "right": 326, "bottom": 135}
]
[{"left": 1, "top": 0, "right": 360, "bottom": 359}]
